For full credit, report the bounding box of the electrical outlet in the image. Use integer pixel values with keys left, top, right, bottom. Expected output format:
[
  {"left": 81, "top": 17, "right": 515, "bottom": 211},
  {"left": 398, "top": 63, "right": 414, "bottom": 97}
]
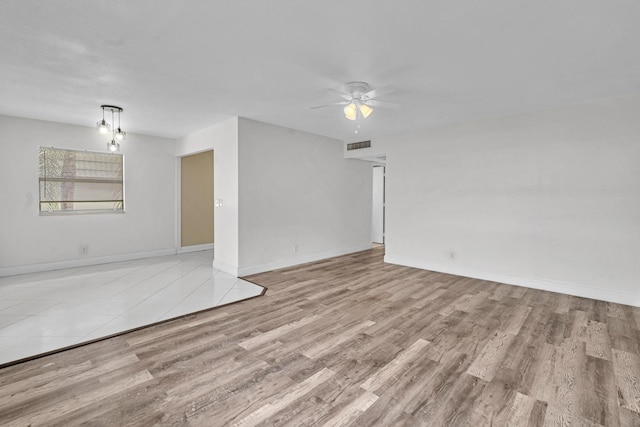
[
  {"left": 449, "top": 249, "right": 456, "bottom": 260},
  {"left": 79, "top": 245, "right": 89, "bottom": 255},
  {"left": 294, "top": 244, "right": 298, "bottom": 253}
]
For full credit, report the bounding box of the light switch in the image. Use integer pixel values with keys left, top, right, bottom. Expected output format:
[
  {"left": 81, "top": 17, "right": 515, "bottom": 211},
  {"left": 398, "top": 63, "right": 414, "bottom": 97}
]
[{"left": 215, "top": 199, "right": 223, "bottom": 207}]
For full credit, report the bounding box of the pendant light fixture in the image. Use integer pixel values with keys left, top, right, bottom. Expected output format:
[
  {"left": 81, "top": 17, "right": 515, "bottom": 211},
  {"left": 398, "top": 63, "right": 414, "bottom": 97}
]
[
  {"left": 108, "top": 138, "right": 119, "bottom": 152},
  {"left": 114, "top": 108, "right": 126, "bottom": 141},
  {"left": 97, "top": 105, "right": 125, "bottom": 152},
  {"left": 96, "top": 107, "right": 110, "bottom": 134}
]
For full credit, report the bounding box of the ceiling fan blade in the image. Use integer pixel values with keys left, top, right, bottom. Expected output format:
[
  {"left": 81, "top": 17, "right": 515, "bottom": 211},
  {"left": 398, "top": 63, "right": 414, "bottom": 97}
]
[
  {"left": 365, "top": 99, "right": 401, "bottom": 109},
  {"left": 361, "top": 85, "right": 396, "bottom": 100},
  {"left": 325, "top": 88, "right": 352, "bottom": 100},
  {"left": 310, "top": 101, "right": 349, "bottom": 110}
]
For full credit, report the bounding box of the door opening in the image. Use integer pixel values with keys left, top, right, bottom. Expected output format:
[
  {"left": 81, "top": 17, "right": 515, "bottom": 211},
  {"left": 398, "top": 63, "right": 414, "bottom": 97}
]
[
  {"left": 372, "top": 165, "right": 385, "bottom": 245},
  {"left": 180, "top": 150, "right": 214, "bottom": 250}
]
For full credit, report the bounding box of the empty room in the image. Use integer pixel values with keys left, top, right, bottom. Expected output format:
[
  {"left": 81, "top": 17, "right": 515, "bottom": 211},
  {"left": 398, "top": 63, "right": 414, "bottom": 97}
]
[{"left": 1, "top": 1, "right": 639, "bottom": 426}]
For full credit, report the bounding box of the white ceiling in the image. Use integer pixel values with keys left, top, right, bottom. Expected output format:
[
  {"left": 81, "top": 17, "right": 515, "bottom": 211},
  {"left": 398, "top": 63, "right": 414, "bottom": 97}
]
[{"left": 1, "top": 1, "right": 639, "bottom": 141}]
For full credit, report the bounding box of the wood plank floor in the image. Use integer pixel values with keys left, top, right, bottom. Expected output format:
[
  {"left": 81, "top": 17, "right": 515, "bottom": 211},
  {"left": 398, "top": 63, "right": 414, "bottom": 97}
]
[{"left": 1, "top": 247, "right": 639, "bottom": 426}]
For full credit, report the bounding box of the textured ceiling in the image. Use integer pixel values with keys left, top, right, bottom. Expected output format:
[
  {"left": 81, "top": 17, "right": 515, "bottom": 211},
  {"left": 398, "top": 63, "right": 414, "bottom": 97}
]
[{"left": 1, "top": 0, "right": 639, "bottom": 141}]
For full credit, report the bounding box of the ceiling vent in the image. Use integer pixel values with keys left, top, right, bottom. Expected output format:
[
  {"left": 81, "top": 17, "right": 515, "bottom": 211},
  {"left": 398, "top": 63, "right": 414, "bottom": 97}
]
[{"left": 347, "top": 140, "right": 371, "bottom": 151}]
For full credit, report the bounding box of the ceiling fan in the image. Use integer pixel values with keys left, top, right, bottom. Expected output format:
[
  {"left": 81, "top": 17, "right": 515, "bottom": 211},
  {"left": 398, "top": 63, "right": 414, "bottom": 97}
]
[{"left": 311, "top": 81, "right": 399, "bottom": 121}]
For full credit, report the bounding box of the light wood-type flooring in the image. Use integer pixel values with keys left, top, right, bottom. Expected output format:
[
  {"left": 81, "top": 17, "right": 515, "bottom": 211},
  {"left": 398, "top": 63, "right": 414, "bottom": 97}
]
[{"left": 1, "top": 247, "right": 639, "bottom": 426}]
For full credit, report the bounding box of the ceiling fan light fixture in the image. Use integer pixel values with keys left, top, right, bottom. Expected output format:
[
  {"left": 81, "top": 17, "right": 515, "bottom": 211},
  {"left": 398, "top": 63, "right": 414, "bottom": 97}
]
[
  {"left": 344, "top": 103, "right": 357, "bottom": 121},
  {"left": 359, "top": 103, "right": 373, "bottom": 118},
  {"left": 315, "top": 81, "right": 396, "bottom": 127}
]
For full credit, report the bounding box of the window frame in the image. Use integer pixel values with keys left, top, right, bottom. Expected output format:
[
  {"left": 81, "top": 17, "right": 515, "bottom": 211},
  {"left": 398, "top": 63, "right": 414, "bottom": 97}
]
[{"left": 38, "top": 146, "right": 126, "bottom": 216}]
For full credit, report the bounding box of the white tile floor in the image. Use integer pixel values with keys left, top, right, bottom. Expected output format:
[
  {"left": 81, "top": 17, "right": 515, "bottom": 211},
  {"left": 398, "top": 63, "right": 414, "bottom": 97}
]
[{"left": 0, "top": 250, "right": 263, "bottom": 365}]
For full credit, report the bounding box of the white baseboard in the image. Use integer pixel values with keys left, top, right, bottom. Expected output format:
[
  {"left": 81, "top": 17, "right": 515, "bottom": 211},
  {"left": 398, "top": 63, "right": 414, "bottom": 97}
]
[
  {"left": 238, "top": 245, "right": 372, "bottom": 277},
  {"left": 0, "top": 248, "right": 178, "bottom": 278},
  {"left": 384, "top": 255, "right": 640, "bottom": 308},
  {"left": 177, "top": 243, "right": 214, "bottom": 254},
  {"left": 212, "top": 259, "right": 239, "bottom": 277}
]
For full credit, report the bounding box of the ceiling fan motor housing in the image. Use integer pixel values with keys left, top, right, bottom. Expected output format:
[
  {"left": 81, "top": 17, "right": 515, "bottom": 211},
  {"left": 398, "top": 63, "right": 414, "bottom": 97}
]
[{"left": 345, "top": 81, "right": 370, "bottom": 99}]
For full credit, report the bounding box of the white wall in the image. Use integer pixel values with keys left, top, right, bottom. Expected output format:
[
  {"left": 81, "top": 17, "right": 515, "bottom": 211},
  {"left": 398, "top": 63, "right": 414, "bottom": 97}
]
[
  {"left": 237, "top": 118, "right": 372, "bottom": 276},
  {"left": 175, "top": 117, "right": 239, "bottom": 275},
  {"left": 376, "top": 95, "right": 640, "bottom": 306},
  {"left": 0, "top": 114, "right": 177, "bottom": 275},
  {"left": 1, "top": 114, "right": 370, "bottom": 278}
]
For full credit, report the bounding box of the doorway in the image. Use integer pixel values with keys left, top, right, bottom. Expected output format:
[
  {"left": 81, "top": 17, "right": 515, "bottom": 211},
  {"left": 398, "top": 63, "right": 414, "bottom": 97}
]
[
  {"left": 372, "top": 165, "right": 385, "bottom": 244},
  {"left": 180, "top": 150, "right": 214, "bottom": 249}
]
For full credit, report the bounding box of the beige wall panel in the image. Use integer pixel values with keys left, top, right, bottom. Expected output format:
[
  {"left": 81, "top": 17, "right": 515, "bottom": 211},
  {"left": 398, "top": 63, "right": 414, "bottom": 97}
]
[{"left": 181, "top": 150, "right": 214, "bottom": 247}]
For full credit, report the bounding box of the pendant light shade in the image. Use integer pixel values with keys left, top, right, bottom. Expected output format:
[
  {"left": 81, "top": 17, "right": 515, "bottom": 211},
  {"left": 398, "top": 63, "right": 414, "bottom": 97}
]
[
  {"left": 115, "top": 128, "right": 126, "bottom": 141},
  {"left": 108, "top": 140, "right": 120, "bottom": 152},
  {"left": 97, "top": 119, "right": 110, "bottom": 134}
]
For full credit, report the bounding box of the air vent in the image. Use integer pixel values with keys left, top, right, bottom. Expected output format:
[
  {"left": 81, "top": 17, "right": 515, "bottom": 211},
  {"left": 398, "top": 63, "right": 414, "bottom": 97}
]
[{"left": 347, "top": 140, "right": 371, "bottom": 151}]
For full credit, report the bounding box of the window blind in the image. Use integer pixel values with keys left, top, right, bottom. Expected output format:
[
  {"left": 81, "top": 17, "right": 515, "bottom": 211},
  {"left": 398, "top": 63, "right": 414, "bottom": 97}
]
[{"left": 39, "top": 147, "right": 124, "bottom": 214}]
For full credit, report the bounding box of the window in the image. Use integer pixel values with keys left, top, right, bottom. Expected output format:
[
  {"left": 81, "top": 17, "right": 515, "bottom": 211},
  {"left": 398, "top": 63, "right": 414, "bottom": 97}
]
[{"left": 39, "top": 147, "right": 124, "bottom": 214}]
